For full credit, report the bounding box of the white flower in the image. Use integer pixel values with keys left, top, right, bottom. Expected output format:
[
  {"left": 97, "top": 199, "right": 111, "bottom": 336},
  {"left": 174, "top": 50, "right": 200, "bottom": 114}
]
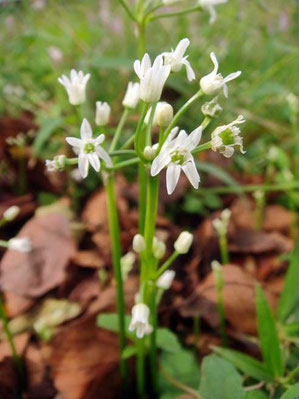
[
  {"left": 211, "top": 115, "right": 246, "bottom": 157},
  {"left": 95, "top": 101, "right": 111, "bottom": 126},
  {"left": 134, "top": 54, "right": 171, "bottom": 103},
  {"left": 162, "top": 38, "right": 195, "bottom": 82},
  {"left": 58, "top": 69, "right": 90, "bottom": 105},
  {"left": 3, "top": 206, "right": 20, "bottom": 221},
  {"left": 45, "top": 155, "right": 66, "bottom": 172},
  {"left": 132, "top": 234, "right": 146, "bottom": 253},
  {"left": 212, "top": 208, "right": 231, "bottom": 236},
  {"left": 198, "top": 0, "right": 228, "bottom": 24},
  {"left": 121, "top": 252, "right": 135, "bottom": 280},
  {"left": 65, "top": 118, "right": 112, "bottom": 178},
  {"left": 201, "top": 97, "right": 223, "bottom": 118},
  {"left": 129, "top": 303, "right": 152, "bottom": 338},
  {"left": 153, "top": 237, "right": 166, "bottom": 259},
  {"left": 200, "top": 52, "right": 241, "bottom": 97},
  {"left": 145, "top": 102, "right": 174, "bottom": 127},
  {"left": 156, "top": 270, "right": 175, "bottom": 290},
  {"left": 174, "top": 231, "right": 193, "bottom": 254},
  {"left": 8, "top": 237, "right": 31, "bottom": 252},
  {"left": 151, "top": 126, "right": 202, "bottom": 194},
  {"left": 122, "top": 82, "right": 140, "bottom": 109}
]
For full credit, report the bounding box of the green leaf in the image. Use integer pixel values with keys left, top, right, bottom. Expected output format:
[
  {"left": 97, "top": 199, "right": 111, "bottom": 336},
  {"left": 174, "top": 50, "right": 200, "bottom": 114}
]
[
  {"left": 96, "top": 313, "right": 132, "bottom": 337},
  {"left": 121, "top": 345, "right": 137, "bottom": 359},
  {"left": 279, "top": 383, "right": 299, "bottom": 399},
  {"left": 212, "top": 346, "right": 273, "bottom": 382},
  {"left": 33, "top": 117, "right": 63, "bottom": 156},
  {"left": 278, "top": 244, "right": 299, "bottom": 322},
  {"left": 199, "top": 354, "right": 245, "bottom": 399},
  {"left": 159, "top": 349, "right": 200, "bottom": 398},
  {"left": 256, "top": 285, "right": 284, "bottom": 377},
  {"left": 156, "top": 328, "right": 182, "bottom": 353}
]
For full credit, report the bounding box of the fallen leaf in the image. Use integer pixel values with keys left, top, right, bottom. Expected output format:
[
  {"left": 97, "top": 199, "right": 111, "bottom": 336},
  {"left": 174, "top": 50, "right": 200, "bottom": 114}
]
[
  {"left": 3, "top": 291, "right": 34, "bottom": 318},
  {"left": 263, "top": 205, "right": 292, "bottom": 234},
  {"left": 0, "top": 213, "right": 76, "bottom": 297},
  {"left": 179, "top": 265, "right": 278, "bottom": 334},
  {"left": 73, "top": 250, "right": 105, "bottom": 269}
]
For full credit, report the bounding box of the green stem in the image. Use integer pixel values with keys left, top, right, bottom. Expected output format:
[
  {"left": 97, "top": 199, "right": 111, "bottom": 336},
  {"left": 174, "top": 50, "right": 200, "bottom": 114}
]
[
  {"left": 158, "top": 90, "right": 204, "bottom": 151},
  {"left": 137, "top": 338, "right": 145, "bottom": 397},
  {"left": 0, "top": 239, "right": 8, "bottom": 249},
  {"left": 105, "top": 173, "right": 128, "bottom": 384},
  {"left": 213, "top": 266, "right": 227, "bottom": 346},
  {"left": 149, "top": 286, "right": 158, "bottom": 395},
  {"left": 156, "top": 251, "right": 179, "bottom": 278},
  {"left": 110, "top": 108, "right": 130, "bottom": 152},
  {"left": 110, "top": 150, "right": 136, "bottom": 157},
  {"left": 192, "top": 142, "right": 211, "bottom": 154},
  {"left": 118, "top": 0, "right": 137, "bottom": 21},
  {"left": 0, "top": 294, "right": 24, "bottom": 386},
  {"left": 113, "top": 157, "right": 139, "bottom": 170},
  {"left": 150, "top": 5, "right": 202, "bottom": 21},
  {"left": 120, "top": 134, "right": 135, "bottom": 150},
  {"left": 219, "top": 234, "right": 229, "bottom": 264}
]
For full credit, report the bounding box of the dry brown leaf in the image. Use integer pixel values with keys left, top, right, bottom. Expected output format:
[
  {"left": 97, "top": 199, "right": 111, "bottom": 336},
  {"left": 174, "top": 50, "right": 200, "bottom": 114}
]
[
  {"left": 3, "top": 291, "right": 34, "bottom": 318},
  {"left": 73, "top": 250, "right": 105, "bottom": 269},
  {"left": 263, "top": 205, "right": 292, "bottom": 233},
  {"left": 179, "top": 265, "right": 278, "bottom": 334},
  {"left": 0, "top": 213, "right": 76, "bottom": 297},
  {"left": 229, "top": 229, "right": 294, "bottom": 254},
  {"left": 43, "top": 317, "right": 122, "bottom": 399}
]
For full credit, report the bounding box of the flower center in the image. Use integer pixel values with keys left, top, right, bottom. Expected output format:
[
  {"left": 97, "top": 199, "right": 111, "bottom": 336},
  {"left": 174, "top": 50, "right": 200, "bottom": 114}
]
[
  {"left": 170, "top": 150, "right": 187, "bottom": 165},
  {"left": 84, "top": 142, "right": 95, "bottom": 153},
  {"left": 219, "top": 128, "right": 235, "bottom": 145}
]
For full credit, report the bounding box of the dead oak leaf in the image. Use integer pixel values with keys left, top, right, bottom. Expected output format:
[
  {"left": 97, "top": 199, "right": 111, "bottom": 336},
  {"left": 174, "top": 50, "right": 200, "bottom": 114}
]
[{"left": 0, "top": 213, "right": 76, "bottom": 297}]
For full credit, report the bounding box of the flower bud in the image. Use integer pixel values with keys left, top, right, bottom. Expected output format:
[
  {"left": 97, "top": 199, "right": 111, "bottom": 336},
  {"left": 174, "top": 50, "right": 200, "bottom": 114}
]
[
  {"left": 155, "top": 102, "right": 173, "bottom": 127},
  {"left": 122, "top": 82, "right": 140, "bottom": 109},
  {"left": 132, "top": 234, "right": 146, "bottom": 253},
  {"left": 156, "top": 270, "right": 175, "bottom": 290},
  {"left": 152, "top": 237, "right": 166, "bottom": 260},
  {"left": 201, "top": 97, "right": 223, "bottom": 118},
  {"left": 129, "top": 303, "right": 152, "bottom": 339},
  {"left": 95, "top": 101, "right": 111, "bottom": 126},
  {"left": 3, "top": 206, "right": 20, "bottom": 221},
  {"left": 211, "top": 260, "right": 222, "bottom": 273},
  {"left": 174, "top": 231, "right": 193, "bottom": 254},
  {"left": 58, "top": 69, "right": 90, "bottom": 105},
  {"left": 144, "top": 145, "right": 158, "bottom": 161},
  {"left": 121, "top": 252, "right": 135, "bottom": 280},
  {"left": 8, "top": 237, "right": 31, "bottom": 252}
]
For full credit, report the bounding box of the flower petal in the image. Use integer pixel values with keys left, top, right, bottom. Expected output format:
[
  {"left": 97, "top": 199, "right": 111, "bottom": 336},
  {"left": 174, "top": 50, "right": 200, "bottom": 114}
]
[
  {"left": 80, "top": 118, "right": 92, "bottom": 140},
  {"left": 96, "top": 147, "right": 112, "bottom": 167},
  {"left": 173, "top": 38, "right": 190, "bottom": 61},
  {"left": 182, "top": 58, "right": 196, "bottom": 81},
  {"left": 151, "top": 151, "right": 171, "bottom": 176},
  {"left": 78, "top": 153, "right": 89, "bottom": 178},
  {"left": 182, "top": 160, "right": 200, "bottom": 189},
  {"left": 210, "top": 52, "right": 219, "bottom": 74},
  {"left": 88, "top": 153, "right": 100, "bottom": 172},
  {"left": 166, "top": 163, "right": 181, "bottom": 195},
  {"left": 65, "top": 137, "right": 83, "bottom": 148}
]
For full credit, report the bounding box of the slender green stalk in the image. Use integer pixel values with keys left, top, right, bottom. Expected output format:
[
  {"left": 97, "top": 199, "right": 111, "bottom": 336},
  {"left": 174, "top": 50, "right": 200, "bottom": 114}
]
[
  {"left": 158, "top": 90, "right": 204, "bottom": 151},
  {"left": 253, "top": 191, "right": 266, "bottom": 231},
  {"left": 156, "top": 251, "right": 179, "bottom": 278},
  {"left": 146, "top": 102, "right": 157, "bottom": 147},
  {"left": 0, "top": 295, "right": 24, "bottom": 385},
  {"left": 110, "top": 150, "right": 136, "bottom": 157},
  {"left": 0, "top": 239, "right": 8, "bottom": 248},
  {"left": 105, "top": 173, "right": 128, "bottom": 383},
  {"left": 110, "top": 108, "right": 130, "bottom": 152},
  {"left": 192, "top": 141, "right": 211, "bottom": 154},
  {"left": 150, "top": 5, "right": 202, "bottom": 21},
  {"left": 113, "top": 157, "right": 139, "bottom": 170},
  {"left": 219, "top": 233, "right": 229, "bottom": 264},
  {"left": 120, "top": 134, "right": 135, "bottom": 150},
  {"left": 142, "top": 175, "right": 160, "bottom": 393},
  {"left": 118, "top": 0, "right": 137, "bottom": 21},
  {"left": 137, "top": 338, "right": 145, "bottom": 397}
]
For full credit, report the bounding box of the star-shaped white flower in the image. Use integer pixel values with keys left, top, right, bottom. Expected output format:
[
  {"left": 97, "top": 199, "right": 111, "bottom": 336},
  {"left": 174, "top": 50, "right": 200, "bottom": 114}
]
[
  {"left": 151, "top": 126, "right": 202, "bottom": 195},
  {"left": 162, "top": 38, "right": 196, "bottom": 82},
  {"left": 66, "top": 118, "right": 112, "bottom": 178},
  {"left": 200, "top": 52, "right": 241, "bottom": 97},
  {"left": 198, "top": 0, "right": 228, "bottom": 24},
  {"left": 134, "top": 54, "right": 171, "bottom": 103},
  {"left": 211, "top": 115, "right": 246, "bottom": 157},
  {"left": 58, "top": 69, "right": 90, "bottom": 105}
]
